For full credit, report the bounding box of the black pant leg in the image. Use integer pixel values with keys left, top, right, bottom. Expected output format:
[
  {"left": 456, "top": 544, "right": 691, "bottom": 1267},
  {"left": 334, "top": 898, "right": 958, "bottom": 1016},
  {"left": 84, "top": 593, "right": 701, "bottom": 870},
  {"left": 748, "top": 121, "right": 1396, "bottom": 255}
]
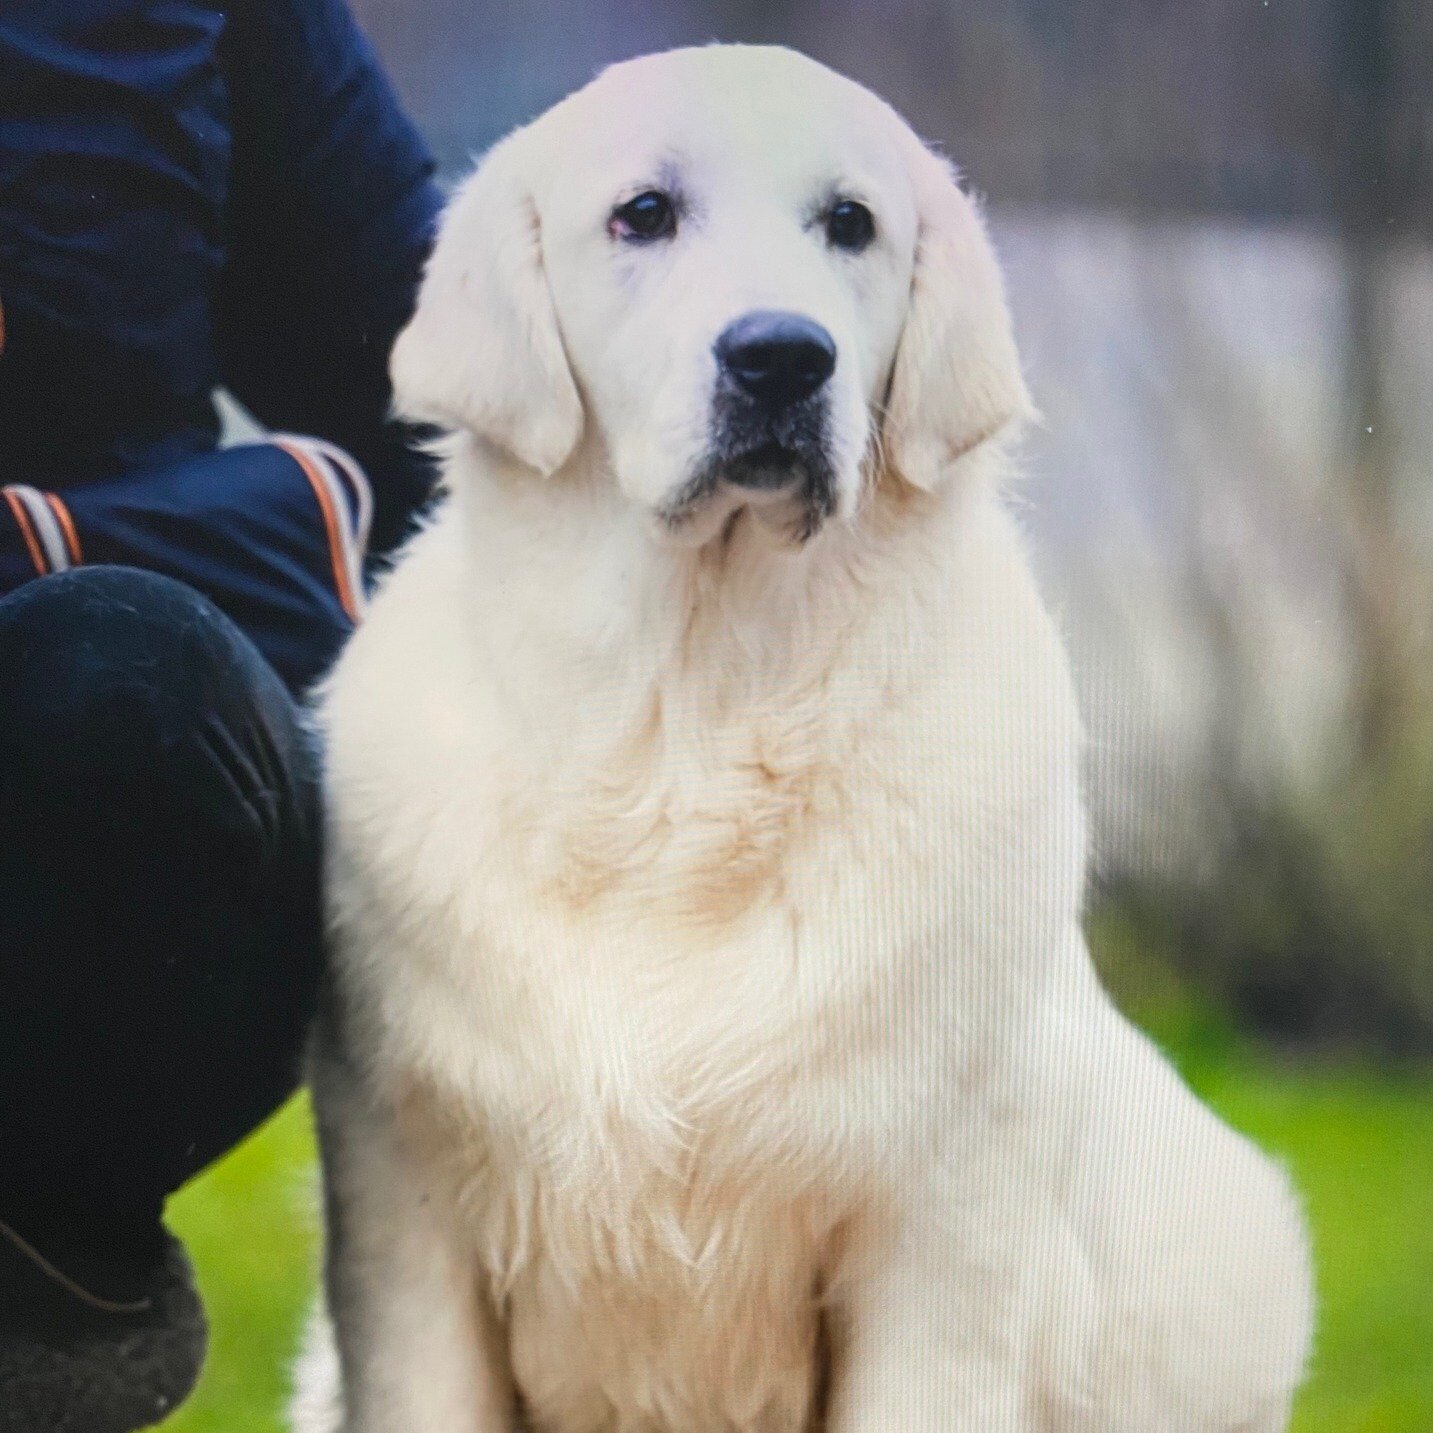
[{"left": 0, "top": 566, "right": 325, "bottom": 1254}]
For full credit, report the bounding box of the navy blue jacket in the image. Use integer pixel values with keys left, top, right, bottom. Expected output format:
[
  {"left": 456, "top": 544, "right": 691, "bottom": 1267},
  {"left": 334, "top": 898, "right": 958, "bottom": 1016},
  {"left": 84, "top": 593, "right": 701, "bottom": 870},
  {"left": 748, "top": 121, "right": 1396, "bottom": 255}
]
[{"left": 0, "top": 0, "right": 445, "bottom": 692}]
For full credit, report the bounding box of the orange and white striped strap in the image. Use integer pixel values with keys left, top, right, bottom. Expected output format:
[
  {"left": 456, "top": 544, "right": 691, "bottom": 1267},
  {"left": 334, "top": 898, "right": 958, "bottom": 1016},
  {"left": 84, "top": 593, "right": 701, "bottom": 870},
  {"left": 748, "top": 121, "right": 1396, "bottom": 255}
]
[
  {"left": 3, "top": 484, "right": 83, "bottom": 576},
  {"left": 271, "top": 435, "right": 373, "bottom": 623}
]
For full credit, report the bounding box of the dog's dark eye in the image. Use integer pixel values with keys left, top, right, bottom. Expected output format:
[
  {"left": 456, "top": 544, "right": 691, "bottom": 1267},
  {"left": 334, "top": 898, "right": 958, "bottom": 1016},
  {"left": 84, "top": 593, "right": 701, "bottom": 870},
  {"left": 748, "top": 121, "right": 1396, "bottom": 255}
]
[
  {"left": 825, "top": 199, "right": 876, "bottom": 253},
  {"left": 610, "top": 190, "right": 677, "bottom": 242}
]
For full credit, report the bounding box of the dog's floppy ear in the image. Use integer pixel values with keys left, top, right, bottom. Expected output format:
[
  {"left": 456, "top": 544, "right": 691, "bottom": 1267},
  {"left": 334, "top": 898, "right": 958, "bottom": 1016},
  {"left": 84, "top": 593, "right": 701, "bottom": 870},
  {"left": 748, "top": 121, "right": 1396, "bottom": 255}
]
[
  {"left": 390, "top": 130, "right": 582, "bottom": 477},
  {"left": 882, "top": 144, "right": 1034, "bottom": 491}
]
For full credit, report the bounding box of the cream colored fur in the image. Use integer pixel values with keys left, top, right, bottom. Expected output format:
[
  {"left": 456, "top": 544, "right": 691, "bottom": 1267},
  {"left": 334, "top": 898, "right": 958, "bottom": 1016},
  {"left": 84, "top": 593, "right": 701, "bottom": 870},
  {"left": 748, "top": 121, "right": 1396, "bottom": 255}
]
[{"left": 296, "top": 45, "right": 1313, "bottom": 1433}]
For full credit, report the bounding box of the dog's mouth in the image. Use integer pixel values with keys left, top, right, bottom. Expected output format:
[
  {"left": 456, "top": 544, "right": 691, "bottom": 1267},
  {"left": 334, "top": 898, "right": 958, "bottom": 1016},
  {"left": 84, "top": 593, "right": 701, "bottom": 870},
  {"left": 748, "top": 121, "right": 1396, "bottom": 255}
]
[
  {"left": 724, "top": 436, "right": 815, "bottom": 488},
  {"left": 658, "top": 404, "right": 838, "bottom": 546}
]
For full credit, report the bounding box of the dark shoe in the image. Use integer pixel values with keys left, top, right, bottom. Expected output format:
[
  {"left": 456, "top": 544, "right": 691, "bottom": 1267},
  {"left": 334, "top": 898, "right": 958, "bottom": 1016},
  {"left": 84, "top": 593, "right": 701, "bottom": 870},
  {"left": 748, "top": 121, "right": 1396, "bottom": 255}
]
[{"left": 0, "top": 1215, "right": 207, "bottom": 1433}]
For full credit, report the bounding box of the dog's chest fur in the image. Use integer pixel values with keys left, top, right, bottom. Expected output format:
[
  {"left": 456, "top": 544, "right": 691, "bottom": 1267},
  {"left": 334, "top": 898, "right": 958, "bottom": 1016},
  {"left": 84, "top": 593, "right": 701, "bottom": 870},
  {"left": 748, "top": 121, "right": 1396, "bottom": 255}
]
[{"left": 362, "top": 647, "right": 895, "bottom": 1430}]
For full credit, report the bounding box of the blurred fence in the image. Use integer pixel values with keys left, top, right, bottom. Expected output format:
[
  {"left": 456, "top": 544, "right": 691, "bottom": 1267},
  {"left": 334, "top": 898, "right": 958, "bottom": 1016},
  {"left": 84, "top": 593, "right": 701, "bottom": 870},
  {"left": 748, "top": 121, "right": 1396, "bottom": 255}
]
[{"left": 351, "top": 0, "right": 1433, "bottom": 1051}]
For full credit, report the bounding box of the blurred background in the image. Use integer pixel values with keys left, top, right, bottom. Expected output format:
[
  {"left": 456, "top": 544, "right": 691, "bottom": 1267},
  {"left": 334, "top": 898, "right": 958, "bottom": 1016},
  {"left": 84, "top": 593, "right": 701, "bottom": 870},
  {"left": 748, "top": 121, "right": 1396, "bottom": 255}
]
[{"left": 167, "top": 3, "right": 1433, "bottom": 1431}]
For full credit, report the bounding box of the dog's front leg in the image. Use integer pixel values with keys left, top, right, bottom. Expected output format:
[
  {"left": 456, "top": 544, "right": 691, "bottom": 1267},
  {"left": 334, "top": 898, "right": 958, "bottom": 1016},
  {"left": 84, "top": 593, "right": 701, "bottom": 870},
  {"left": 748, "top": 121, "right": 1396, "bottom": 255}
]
[
  {"left": 825, "top": 1158, "right": 1061, "bottom": 1433},
  {"left": 311, "top": 1038, "right": 516, "bottom": 1433},
  {"left": 825, "top": 1243, "right": 1033, "bottom": 1430}
]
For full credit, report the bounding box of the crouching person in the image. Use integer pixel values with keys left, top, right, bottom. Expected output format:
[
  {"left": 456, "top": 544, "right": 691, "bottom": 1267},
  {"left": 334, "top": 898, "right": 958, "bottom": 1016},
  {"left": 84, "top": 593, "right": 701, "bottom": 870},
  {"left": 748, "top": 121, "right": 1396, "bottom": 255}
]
[{"left": 0, "top": 0, "right": 443, "bottom": 1426}]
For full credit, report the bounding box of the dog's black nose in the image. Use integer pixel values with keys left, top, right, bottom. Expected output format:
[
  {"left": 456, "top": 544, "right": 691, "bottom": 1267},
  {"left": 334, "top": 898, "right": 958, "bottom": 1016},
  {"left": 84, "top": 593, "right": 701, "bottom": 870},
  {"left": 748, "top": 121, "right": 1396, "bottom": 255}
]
[{"left": 714, "top": 311, "right": 836, "bottom": 409}]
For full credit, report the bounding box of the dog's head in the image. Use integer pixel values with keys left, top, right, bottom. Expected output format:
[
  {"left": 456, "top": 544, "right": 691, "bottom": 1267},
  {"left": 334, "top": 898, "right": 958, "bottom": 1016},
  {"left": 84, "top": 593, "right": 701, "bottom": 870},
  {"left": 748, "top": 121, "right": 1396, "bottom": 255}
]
[{"left": 392, "top": 45, "right": 1032, "bottom": 544}]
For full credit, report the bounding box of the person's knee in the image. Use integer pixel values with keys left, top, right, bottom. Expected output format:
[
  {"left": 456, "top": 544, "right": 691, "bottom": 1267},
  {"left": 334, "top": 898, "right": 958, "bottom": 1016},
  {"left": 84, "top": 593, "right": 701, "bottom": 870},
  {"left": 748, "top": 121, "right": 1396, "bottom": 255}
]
[
  {"left": 0, "top": 568, "right": 324, "bottom": 1214},
  {"left": 0, "top": 566, "right": 317, "bottom": 870}
]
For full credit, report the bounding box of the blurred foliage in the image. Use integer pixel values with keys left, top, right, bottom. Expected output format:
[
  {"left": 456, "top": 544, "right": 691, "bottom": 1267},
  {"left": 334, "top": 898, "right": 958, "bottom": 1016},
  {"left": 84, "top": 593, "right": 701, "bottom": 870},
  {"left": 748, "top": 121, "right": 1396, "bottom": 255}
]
[
  {"left": 155, "top": 986, "right": 1433, "bottom": 1433},
  {"left": 1102, "top": 684, "right": 1433, "bottom": 1054}
]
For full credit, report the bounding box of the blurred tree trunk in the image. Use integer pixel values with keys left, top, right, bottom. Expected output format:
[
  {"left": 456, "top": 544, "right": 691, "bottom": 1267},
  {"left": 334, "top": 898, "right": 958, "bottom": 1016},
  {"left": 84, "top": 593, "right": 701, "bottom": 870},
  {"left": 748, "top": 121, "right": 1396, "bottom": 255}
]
[{"left": 1337, "top": 0, "right": 1420, "bottom": 766}]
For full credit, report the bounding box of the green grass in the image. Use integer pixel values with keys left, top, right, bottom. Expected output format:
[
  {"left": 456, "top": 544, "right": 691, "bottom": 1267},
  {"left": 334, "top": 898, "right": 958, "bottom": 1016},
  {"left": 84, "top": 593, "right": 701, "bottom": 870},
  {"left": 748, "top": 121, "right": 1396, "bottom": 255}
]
[
  {"left": 159, "top": 1098, "right": 319, "bottom": 1433},
  {"left": 156, "top": 1022, "right": 1433, "bottom": 1432}
]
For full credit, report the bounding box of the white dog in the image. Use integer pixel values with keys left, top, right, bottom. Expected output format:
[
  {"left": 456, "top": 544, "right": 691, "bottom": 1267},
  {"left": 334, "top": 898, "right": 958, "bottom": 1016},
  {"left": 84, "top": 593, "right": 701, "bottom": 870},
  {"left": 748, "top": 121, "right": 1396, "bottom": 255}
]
[{"left": 296, "top": 45, "right": 1313, "bottom": 1433}]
